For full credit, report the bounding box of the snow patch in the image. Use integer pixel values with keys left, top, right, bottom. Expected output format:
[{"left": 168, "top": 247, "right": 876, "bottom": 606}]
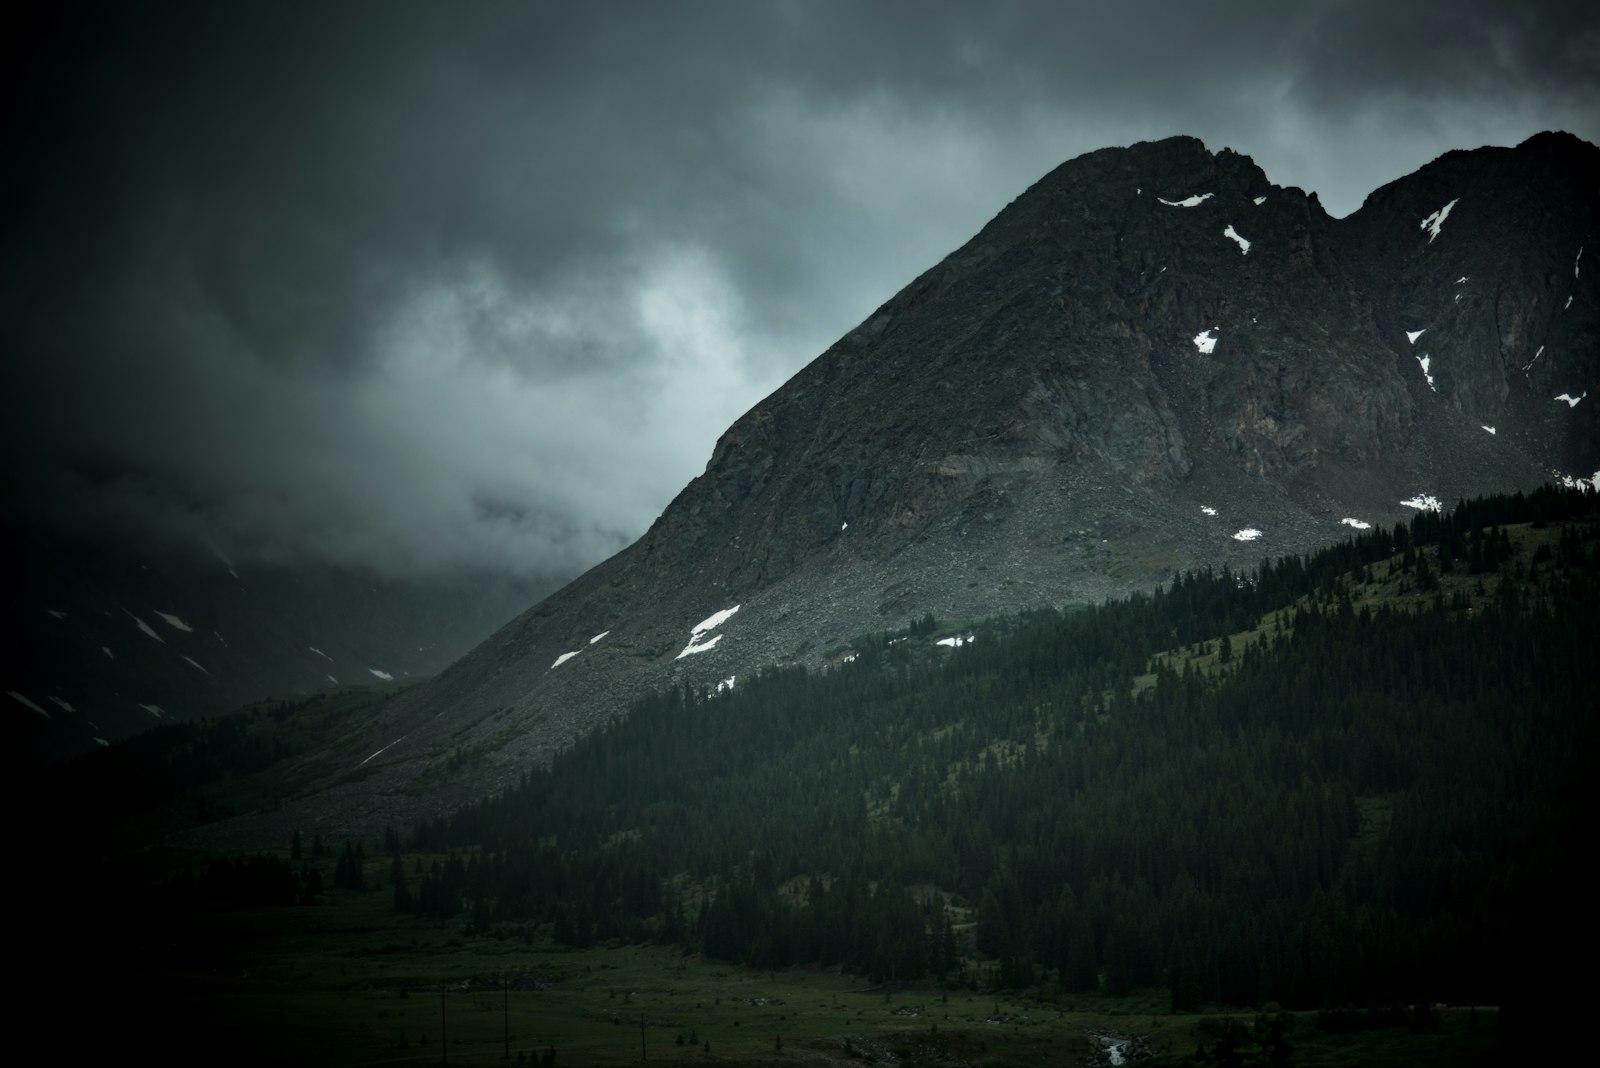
[
  {"left": 155, "top": 611, "right": 193, "bottom": 633},
  {"left": 1232, "top": 529, "right": 1263, "bottom": 541},
  {"left": 841, "top": 521, "right": 848, "bottom": 531},
  {"left": 327, "top": 674, "right": 338, "bottom": 685},
  {"left": 1157, "top": 192, "right": 1213, "bottom": 208},
  {"left": 8, "top": 691, "right": 50, "bottom": 718},
  {"left": 1481, "top": 425, "right": 1496, "bottom": 435},
  {"left": 1419, "top": 198, "right": 1459, "bottom": 243},
  {"left": 1223, "top": 224, "right": 1251, "bottom": 254},
  {"left": 677, "top": 604, "right": 741, "bottom": 659},
  {"left": 46, "top": 609, "right": 67, "bottom": 620},
  {"left": 1400, "top": 494, "right": 1443, "bottom": 512},
  {"left": 1455, "top": 276, "right": 1469, "bottom": 284},
  {"left": 1253, "top": 195, "right": 1266, "bottom": 206},
  {"left": 48, "top": 695, "right": 75, "bottom": 713},
  {"left": 1555, "top": 392, "right": 1586, "bottom": 407},
  {"left": 1576, "top": 245, "right": 1584, "bottom": 279},
  {"left": 936, "top": 634, "right": 976, "bottom": 648},
  {"left": 182, "top": 655, "right": 209, "bottom": 675},
  {"left": 1416, "top": 354, "right": 1435, "bottom": 390},
  {"left": 676, "top": 633, "right": 723, "bottom": 659},
  {"left": 309, "top": 646, "right": 331, "bottom": 660},
  {"left": 716, "top": 675, "right": 737, "bottom": 694},
  {"left": 1201, "top": 506, "right": 1218, "bottom": 516},
  {"left": 1340, "top": 518, "right": 1372, "bottom": 530},
  {"left": 1192, "top": 328, "right": 1218, "bottom": 355},
  {"left": 358, "top": 734, "right": 409, "bottom": 768},
  {"left": 551, "top": 650, "right": 580, "bottom": 670},
  {"left": 589, "top": 630, "right": 610, "bottom": 644},
  {"left": 1405, "top": 329, "right": 1426, "bottom": 344},
  {"left": 138, "top": 703, "right": 165, "bottom": 718},
  {"left": 1568, "top": 295, "right": 1575, "bottom": 309},
  {"left": 368, "top": 668, "right": 394, "bottom": 681},
  {"left": 689, "top": 605, "right": 740, "bottom": 639},
  {"left": 93, "top": 737, "right": 109, "bottom": 748},
  {"left": 101, "top": 646, "right": 113, "bottom": 659},
  {"left": 125, "top": 611, "right": 164, "bottom": 643}
]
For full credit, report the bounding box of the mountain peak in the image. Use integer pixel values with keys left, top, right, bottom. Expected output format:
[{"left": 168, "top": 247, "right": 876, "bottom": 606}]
[
  {"left": 184, "top": 134, "right": 1600, "bottom": 840},
  {"left": 1011, "top": 135, "right": 1277, "bottom": 218}
]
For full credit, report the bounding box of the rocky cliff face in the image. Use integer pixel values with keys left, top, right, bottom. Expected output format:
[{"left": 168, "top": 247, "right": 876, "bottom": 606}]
[
  {"left": 1337, "top": 131, "right": 1597, "bottom": 471},
  {"left": 191, "top": 132, "right": 1598, "bottom": 843}
]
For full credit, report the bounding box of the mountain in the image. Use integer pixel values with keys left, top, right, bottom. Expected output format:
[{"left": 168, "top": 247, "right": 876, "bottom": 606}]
[
  {"left": 181, "top": 132, "right": 1599, "bottom": 841},
  {"left": 1, "top": 527, "right": 550, "bottom": 762}
]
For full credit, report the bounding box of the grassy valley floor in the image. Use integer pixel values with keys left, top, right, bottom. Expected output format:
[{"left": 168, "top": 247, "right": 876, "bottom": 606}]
[{"left": 70, "top": 880, "right": 1501, "bottom": 1068}]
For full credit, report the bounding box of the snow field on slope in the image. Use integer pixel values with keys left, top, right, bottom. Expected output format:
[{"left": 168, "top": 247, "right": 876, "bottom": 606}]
[
  {"left": 1420, "top": 198, "right": 1459, "bottom": 242},
  {"left": 1158, "top": 192, "right": 1213, "bottom": 208},
  {"left": 8, "top": 691, "right": 50, "bottom": 718},
  {"left": 677, "top": 604, "right": 742, "bottom": 660}
]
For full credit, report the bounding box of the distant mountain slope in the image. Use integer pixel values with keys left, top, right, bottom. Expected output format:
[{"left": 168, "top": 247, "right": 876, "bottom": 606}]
[
  {"left": 1, "top": 527, "right": 548, "bottom": 762},
  {"left": 191, "top": 132, "right": 1600, "bottom": 823}
]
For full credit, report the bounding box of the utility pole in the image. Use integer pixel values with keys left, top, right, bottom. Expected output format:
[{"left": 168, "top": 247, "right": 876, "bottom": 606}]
[
  {"left": 639, "top": 1013, "right": 647, "bottom": 1062},
  {"left": 441, "top": 980, "right": 448, "bottom": 1066},
  {"left": 504, "top": 976, "right": 510, "bottom": 1059}
]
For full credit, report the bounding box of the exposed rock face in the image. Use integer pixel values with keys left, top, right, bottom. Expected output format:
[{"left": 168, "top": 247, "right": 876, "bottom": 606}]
[
  {"left": 196, "top": 132, "right": 1599, "bottom": 842},
  {"left": 1337, "top": 131, "right": 1598, "bottom": 472}
]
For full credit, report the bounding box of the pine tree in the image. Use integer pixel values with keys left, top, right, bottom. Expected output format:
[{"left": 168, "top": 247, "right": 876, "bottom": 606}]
[{"left": 392, "top": 857, "right": 414, "bottom": 913}]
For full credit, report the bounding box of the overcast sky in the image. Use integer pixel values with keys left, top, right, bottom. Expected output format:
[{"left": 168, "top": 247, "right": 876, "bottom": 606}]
[{"left": 4, "top": 0, "right": 1597, "bottom": 580}]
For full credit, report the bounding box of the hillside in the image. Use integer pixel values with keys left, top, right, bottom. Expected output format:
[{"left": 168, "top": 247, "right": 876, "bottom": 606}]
[
  {"left": 41, "top": 487, "right": 1596, "bottom": 1065},
  {"left": 1, "top": 526, "right": 550, "bottom": 762}
]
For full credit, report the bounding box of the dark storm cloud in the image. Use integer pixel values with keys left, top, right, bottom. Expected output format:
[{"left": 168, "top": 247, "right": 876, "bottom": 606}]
[
  {"left": 4, "top": 0, "right": 1595, "bottom": 578},
  {"left": 1294, "top": 0, "right": 1600, "bottom": 103}
]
